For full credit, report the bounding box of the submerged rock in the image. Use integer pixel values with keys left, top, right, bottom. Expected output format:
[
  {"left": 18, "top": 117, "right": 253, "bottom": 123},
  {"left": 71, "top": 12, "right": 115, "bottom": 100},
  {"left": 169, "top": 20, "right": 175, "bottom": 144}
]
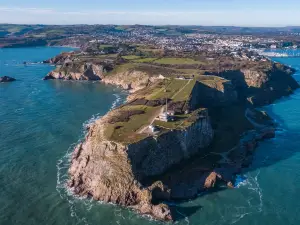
[{"left": 0, "top": 76, "right": 16, "bottom": 82}]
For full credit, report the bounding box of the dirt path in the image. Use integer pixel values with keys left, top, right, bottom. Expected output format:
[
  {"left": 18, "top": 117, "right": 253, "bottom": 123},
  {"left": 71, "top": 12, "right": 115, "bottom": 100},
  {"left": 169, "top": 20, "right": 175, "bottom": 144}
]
[{"left": 171, "top": 79, "right": 192, "bottom": 100}]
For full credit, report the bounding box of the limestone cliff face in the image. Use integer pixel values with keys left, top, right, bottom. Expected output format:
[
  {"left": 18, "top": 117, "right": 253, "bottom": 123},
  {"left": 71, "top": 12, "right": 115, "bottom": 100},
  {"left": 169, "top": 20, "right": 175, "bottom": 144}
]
[
  {"left": 44, "top": 63, "right": 104, "bottom": 81},
  {"left": 43, "top": 52, "right": 74, "bottom": 65},
  {"left": 45, "top": 62, "right": 155, "bottom": 92},
  {"left": 241, "top": 69, "right": 269, "bottom": 88},
  {"left": 245, "top": 65, "right": 299, "bottom": 106},
  {"left": 127, "top": 113, "right": 213, "bottom": 178},
  {"left": 219, "top": 64, "right": 299, "bottom": 106},
  {"left": 68, "top": 109, "right": 213, "bottom": 221},
  {"left": 102, "top": 70, "right": 156, "bottom": 93}
]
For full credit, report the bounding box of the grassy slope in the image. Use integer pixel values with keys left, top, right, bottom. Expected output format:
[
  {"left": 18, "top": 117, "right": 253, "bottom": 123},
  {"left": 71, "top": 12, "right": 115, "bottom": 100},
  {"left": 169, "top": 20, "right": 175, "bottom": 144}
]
[
  {"left": 102, "top": 78, "right": 202, "bottom": 144},
  {"left": 153, "top": 58, "right": 201, "bottom": 65},
  {"left": 104, "top": 105, "right": 161, "bottom": 144}
]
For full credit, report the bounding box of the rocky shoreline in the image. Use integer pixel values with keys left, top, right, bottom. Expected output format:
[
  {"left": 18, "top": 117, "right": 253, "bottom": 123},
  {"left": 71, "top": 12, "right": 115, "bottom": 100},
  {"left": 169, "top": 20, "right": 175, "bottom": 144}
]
[{"left": 44, "top": 52, "right": 299, "bottom": 221}]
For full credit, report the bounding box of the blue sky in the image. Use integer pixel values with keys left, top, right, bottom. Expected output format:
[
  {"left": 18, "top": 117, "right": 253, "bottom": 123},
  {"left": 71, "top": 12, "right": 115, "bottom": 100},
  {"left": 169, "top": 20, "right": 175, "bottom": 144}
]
[{"left": 0, "top": 0, "right": 299, "bottom": 26}]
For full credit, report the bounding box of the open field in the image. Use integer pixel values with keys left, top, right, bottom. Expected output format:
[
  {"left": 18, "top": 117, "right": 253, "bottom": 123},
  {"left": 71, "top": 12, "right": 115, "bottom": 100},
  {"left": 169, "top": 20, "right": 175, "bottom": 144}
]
[
  {"left": 135, "top": 78, "right": 195, "bottom": 102},
  {"left": 133, "top": 58, "right": 158, "bottom": 63},
  {"left": 103, "top": 105, "right": 162, "bottom": 143},
  {"left": 153, "top": 58, "right": 200, "bottom": 65},
  {"left": 122, "top": 55, "right": 142, "bottom": 60},
  {"left": 101, "top": 78, "right": 205, "bottom": 144}
]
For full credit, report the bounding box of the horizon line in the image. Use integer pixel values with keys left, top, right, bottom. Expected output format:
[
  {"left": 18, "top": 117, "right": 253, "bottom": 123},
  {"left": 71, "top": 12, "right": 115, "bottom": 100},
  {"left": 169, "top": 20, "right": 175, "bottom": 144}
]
[{"left": 1, "top": 23, "right": 300, "bottom": 28}]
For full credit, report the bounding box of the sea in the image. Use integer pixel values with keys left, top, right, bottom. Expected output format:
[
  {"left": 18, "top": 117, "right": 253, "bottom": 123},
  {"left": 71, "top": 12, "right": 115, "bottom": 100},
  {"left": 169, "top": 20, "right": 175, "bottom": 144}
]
[{"left": 0, "top": 47, "right": 300, "bottom": 225}]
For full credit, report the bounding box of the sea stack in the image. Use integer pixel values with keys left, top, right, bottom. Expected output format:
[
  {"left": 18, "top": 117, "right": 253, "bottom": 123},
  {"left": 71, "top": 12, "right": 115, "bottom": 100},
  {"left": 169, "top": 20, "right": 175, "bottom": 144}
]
[{"left": 0, "top": 76, "right": 16, "bottom": 83}]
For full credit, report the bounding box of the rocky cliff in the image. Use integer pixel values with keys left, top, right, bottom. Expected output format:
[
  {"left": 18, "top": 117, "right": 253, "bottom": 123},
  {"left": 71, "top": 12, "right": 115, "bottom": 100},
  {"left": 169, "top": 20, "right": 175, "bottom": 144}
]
[
  {"left": 68, "top": 109, "right": 213, "bottom": 221},
  {"left": 44, "top": 55, "right": 156, "bottom": 92},
  {"left": 43, "top": 52, "right": 74, "bottom": 64},
  {"left": 219, "top": 63, "right": 299, "bottom": 106},
  {"left": 189, "top": 77, "right": 238, "bottom": 108},
  {"left": 45, "top": 51, "right": 300, "bottom": 221},
  {"left": 102, "top": 70, "right": 156, "bottom": 93},
  {"left": 44, "top": 62, "right": 104, "bottom": 81}
]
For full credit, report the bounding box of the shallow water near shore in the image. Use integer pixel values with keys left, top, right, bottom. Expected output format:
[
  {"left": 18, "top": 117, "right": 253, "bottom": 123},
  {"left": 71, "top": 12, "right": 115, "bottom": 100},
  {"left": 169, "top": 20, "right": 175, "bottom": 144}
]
[{"left": 1, "top": 48, "right": 300, "bottom": 225}]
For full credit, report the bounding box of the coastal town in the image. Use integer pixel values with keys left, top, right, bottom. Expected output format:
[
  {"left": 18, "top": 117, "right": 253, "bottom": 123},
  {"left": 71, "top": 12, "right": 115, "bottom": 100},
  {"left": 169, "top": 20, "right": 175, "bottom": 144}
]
[{"left": 2, "top": 24, "right": 300, "bottom": 53}]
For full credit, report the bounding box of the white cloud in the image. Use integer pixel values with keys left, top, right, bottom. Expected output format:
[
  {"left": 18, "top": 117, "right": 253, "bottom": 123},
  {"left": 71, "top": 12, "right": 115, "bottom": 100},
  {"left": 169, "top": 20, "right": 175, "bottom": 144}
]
[
  {"left": 0, "top": 7, "right": 213, "bottom": 16},
  {"left": 0, "top": 7, "right": 54, "bottom": 14},
  {"left": 0, "top": 6, "right": 299, "bottom": 26}
]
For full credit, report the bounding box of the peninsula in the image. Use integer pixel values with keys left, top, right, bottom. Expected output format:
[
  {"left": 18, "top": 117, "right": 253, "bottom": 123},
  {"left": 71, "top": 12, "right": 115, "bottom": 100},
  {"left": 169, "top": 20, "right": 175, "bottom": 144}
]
[{"left": 43, "top": 42, "right": 299, "bottom": 221}]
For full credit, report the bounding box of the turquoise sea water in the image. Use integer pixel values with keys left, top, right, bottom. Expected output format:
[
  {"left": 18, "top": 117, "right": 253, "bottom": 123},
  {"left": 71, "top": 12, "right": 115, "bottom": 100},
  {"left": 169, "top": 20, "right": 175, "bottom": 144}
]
[{"left": 1, "top": 48, "right": 300, "bottom": 225}]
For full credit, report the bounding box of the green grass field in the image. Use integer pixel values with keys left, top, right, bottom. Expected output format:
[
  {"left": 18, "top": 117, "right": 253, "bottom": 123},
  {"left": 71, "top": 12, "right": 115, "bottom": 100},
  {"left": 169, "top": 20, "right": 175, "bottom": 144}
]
[
  {"left": 98, "top": 44, "right": 114, "bottom": 49},
  {"left": 104, "top": 105, "right": 161, "bottom": 144},
  {"left": 106, "top": 63, "right": 136, "bottom": 75},
  {"left": 146, "top": 78, "right": 196, "bottom": 102},
  {"left": 133, "top": 58, "right": 158, "bottom": 63},
  {"left": 154, "top": 58, "right": 200, "bottom": 65},
  {"left": 122, "top": 55, "right": 142, "bottom": 60}
]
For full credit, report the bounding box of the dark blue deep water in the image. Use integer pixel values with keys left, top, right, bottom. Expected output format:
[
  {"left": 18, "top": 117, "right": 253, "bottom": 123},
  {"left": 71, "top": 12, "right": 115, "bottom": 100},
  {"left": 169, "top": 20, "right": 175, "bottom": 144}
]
[{"left": 1, "top": 48, "right": 300, "bottom": 225}]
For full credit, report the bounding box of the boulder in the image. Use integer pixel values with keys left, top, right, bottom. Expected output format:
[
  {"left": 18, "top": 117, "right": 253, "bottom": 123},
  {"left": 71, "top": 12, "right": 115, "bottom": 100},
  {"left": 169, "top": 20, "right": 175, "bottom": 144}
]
[{"left": 0, "top": 76, "right": 16, "bottom": 82}]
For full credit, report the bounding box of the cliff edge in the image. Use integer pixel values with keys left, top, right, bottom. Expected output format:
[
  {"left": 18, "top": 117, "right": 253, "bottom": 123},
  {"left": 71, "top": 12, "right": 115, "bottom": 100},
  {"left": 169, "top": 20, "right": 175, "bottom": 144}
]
[
  {"left": 69, "top": 107, "right": 213, "bottom": 220},
  {"left": 46, "top": 51, "right": 300, "bottom": 221}
]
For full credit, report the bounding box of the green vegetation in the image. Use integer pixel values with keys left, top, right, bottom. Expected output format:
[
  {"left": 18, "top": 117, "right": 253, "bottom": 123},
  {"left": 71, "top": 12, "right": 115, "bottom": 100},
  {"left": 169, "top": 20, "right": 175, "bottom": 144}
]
[
  {"left": 77, "top": 54, "right": 118, "bottom": 61},
  {"left": 133, "top": 58, "right": 158, "bottom": 63},
  {"left": 154, "top": 58, "right": 200, "bottom": 65},
  {"left": 145, "top": 79, "right": 195, "bottom": 102},
  {"left": 107, "top": 63, "right": 136, "bottom": 75},
  {"left": 173, "top": 79, "right": 196, "bottom": 102},
  {"left": 44, "top": 29, "right": 66, "bottom": 34},
  {"left": 99, "top": 44, "right": 114, "bottom": 49},
  {"left": 122, "top": 55, "right": 141, "bottom": 60},
  {"left": 101, "top": 77, "right": 205, "bottom": 144},
  {"left": 96, "top": 54, "right": 118, "bottom": 58},
  {"left": 104, "top": 105, "right": 162, "bottom": 144},
  {"left": 138, "top": 48, "right": 162, "bottom": 53},
  {"left": 176, "top": 69, "right": 206, "bottom": 75},
  {"left": 103, "top": 100, "right": 206, "bottom": 144},
  {"left": 196, "top": 75, "right": 229, "bottom": 89}
]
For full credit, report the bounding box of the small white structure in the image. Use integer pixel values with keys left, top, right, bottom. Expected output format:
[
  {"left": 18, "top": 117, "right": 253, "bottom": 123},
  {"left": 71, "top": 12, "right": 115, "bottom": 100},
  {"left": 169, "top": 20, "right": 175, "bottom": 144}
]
[
  {"left": 158, "top": 74, "right": 166, "bottom": 79},
  {"left": 158, "top": 112, "right": 169, "bottom": 122},
  {"left": 149, "top": 125, "right": 156, "bottom": 133},
  {"left": 167, "top": 110, "right": 175, "bottom": 116}
]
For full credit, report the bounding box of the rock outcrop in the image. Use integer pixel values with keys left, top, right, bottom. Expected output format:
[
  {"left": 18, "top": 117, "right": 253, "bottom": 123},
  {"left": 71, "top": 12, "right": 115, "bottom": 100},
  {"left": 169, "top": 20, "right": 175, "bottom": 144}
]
[
  {"left": 219, "top": 64, "right": 299, "bottom": 106},
  {"left": 189, "top": 77, "right": 238, "bottom": 108},
  {"left": 0, "top": 76, "right": 16, "bottom": 82},
  {"left": 44, "top": 62, "right": 104, "bottom": 81},
  {"left": 57, "top": 53, "right": 299, "bottom": 221},
  {"left": 68, "top": 109, "right": 213, "bottom": 221},
  {"left": 102, "top": 70, "right": 156, "bottom": 93},
  {"left": 43, "top": 52, "right": 74, "bottom": 64}
]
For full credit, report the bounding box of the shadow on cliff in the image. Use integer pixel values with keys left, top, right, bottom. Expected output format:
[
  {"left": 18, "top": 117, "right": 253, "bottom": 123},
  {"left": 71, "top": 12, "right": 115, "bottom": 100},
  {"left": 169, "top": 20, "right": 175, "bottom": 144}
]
[
  {"left": 218, "top": 68, "right": 299, "bottom": 106},
  {"left": 141, "top": 70, "right": 300, "bottom": 221}
]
